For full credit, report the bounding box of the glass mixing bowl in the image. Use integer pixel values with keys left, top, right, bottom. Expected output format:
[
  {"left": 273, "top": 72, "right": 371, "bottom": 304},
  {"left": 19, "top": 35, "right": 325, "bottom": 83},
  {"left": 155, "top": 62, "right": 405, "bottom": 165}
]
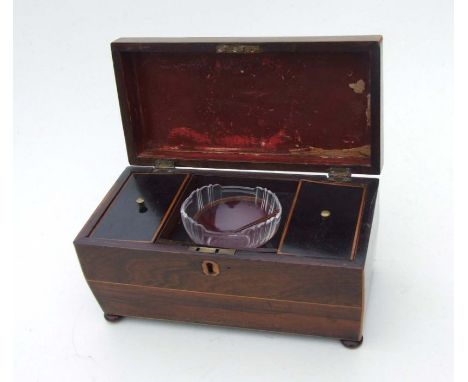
[{"left": 180, "top": 184, "right": 282, "bottom": 248}]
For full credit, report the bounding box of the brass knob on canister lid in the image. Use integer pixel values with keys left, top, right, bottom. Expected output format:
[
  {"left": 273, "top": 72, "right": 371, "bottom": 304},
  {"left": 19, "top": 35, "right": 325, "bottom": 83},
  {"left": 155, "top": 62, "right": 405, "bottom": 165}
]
[
  {"left": 321, "top": 209, "right": 331, "bottom": 218},
  {"left": 136, "top": 197, "right": 147, "bottom": 213}
]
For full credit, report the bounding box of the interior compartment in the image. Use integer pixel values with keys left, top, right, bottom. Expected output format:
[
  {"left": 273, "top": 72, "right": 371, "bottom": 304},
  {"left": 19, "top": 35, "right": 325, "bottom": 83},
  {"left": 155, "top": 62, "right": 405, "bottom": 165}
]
[
  {"left": 90, "top": 173, "right": 188, "bottom": 241},
  {"left": 278, "top": 180, "right": 367, "bottom": 259},
  {"left": 157, "top": 174, "right": 299, "bottom": 249},
  {"left": 90, "top": 171, "right": 368, "bottom": 260}
]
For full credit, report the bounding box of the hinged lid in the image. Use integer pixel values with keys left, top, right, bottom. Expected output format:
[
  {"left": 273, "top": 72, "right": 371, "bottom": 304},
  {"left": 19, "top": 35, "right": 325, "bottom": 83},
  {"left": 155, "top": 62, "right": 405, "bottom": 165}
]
[{"left": 112, "top": 36, "right": 382, "bottom": 175}]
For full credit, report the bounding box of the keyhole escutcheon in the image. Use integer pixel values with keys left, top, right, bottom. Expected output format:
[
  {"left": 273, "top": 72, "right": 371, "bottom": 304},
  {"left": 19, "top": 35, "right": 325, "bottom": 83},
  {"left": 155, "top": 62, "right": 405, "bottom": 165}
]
[{"left": 202, "top": 260, "right": 220, "bottom": 276}]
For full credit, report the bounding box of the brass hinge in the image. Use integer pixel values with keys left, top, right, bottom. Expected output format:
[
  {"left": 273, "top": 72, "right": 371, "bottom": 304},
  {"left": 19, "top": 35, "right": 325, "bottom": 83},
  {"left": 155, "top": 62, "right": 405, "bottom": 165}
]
[
  {"left": 328, "top": 167, "right": 352, "bottom": 182},
  {"left": 153, "top": 159, "right": 175, "bottom": 171},
  {"left": 216, "top": 44, "right": 261, "bottom": 54}
]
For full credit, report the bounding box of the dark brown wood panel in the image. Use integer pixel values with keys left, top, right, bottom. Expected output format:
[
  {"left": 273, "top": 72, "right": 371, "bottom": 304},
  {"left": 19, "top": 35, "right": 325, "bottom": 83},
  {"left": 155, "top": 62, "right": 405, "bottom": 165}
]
[
  {"left": 90, "top": 173, "right": 188, "bottom": 241},
  {"left": 90, "top": 280, "right": 362, "bottom": 340},
  {"left": 75, "top": 167, "right": 134, "bottom": 239},
  {"left": 78, "top": 244, "right": 363, "bottom": 306},
  {"left": 279, "top": 180, "right": 367, "bottom": 259}
]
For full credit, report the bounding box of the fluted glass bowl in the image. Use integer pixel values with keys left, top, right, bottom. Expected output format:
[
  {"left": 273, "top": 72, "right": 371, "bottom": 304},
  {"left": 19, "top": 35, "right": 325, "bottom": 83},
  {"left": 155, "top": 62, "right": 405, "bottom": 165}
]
[{"left": 180, "top": 184, "right": 282, "bottom": 248}]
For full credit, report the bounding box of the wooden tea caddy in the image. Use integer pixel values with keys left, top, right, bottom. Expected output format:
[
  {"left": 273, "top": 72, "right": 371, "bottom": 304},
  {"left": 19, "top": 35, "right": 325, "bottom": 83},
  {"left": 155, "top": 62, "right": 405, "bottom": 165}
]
[{"left": 74, "top": 36, "right": 382, "bottom": 348}]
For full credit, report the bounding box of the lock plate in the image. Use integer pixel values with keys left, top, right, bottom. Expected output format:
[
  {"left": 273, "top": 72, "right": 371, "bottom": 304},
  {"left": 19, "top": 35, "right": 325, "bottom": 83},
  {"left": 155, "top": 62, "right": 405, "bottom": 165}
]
[{"left": 189, "top": 246, "right": 236, "bottom": 255}]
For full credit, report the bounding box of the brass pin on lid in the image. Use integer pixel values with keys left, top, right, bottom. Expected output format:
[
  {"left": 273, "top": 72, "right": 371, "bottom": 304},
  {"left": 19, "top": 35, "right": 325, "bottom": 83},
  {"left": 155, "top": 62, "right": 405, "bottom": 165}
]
[
  {"left": 136, "top": 197, "right": 147, "bottom": 213},
  {"left": 320, "top": 209, "right": 331, "bottom": 218}
]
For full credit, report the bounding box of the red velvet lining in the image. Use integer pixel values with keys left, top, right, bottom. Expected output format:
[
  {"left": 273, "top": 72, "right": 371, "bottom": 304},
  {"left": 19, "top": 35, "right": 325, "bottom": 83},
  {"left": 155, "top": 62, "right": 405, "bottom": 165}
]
[{"left": 127, "top": 51, "right": 372, "bottom": 166}]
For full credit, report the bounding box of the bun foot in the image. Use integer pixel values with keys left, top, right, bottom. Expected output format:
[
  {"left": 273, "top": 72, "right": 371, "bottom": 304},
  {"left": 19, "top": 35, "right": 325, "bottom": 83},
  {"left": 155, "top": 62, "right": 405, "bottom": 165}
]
[
  {"left": 340, "top": 336, "right": 363, "bottom": 349},
  {"left": 104, "top": 313, "right": 123, "bottom": 322}
]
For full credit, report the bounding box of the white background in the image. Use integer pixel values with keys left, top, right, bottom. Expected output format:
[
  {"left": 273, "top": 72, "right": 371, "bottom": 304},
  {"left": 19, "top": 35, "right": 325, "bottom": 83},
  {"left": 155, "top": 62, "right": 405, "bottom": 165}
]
[{"left": 12, "top": 0, "right": 454, "bottom": 381}]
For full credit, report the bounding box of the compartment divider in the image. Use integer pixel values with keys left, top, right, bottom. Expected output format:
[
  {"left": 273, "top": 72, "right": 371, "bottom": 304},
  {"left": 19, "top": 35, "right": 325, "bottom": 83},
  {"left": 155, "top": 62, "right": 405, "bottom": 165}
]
[{"left": 152, "top": 173, "right": 192, "bottom": 242}]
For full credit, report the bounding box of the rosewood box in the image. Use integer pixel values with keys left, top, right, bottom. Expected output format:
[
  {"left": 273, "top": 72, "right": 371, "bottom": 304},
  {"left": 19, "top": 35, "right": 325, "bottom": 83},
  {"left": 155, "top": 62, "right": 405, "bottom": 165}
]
[{"left": 74, "top": 36, "right": 382, "bottom": 348}]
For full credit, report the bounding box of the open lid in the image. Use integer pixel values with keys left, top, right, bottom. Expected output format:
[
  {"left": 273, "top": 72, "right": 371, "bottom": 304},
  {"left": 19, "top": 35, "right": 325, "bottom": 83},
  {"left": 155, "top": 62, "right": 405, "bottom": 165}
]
[{"left": 112, "top": 36, "right": 382, "bottom": 174}]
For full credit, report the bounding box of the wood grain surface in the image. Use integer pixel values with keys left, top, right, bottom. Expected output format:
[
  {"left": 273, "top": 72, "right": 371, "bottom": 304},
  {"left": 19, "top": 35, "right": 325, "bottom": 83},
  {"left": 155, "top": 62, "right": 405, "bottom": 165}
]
[{"left": 89, "top": 280, "right": 362, "bottom": 340}]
